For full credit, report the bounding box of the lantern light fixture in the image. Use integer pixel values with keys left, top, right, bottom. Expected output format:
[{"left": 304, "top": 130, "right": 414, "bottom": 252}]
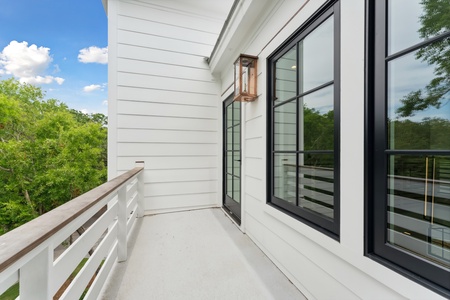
[{"left": 233, "top": 54, "right": 258, "bottom": 102}]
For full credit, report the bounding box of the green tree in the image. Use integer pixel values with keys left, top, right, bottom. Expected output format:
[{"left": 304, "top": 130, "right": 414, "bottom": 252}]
[{"left": 0, "top": 79, "right": 107, "bottom": 234}]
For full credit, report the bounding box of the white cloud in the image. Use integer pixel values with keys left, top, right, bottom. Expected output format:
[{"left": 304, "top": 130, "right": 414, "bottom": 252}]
[
  {"left": 102, "top": 100, "right": 108, "bottom": 106},
  {"left": 83, "top": 84, "right": 101, "bottom": 92},
  {"left": 0, "top": 40, "right": 65, "bottom": 85},
  {"left": 78, "top": 46, "right": 108, "bottom": 64},
  {"left": 22, "top": 75, "right": 64, "bottom": 85},
  {"left": 55, "top": 77, "right": 65, "bottom": 85},
  {"left": 80, "top": 109, "right": 89, "bottom": 114}
]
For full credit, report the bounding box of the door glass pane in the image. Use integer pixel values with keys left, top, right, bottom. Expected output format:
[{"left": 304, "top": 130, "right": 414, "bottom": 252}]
[
  {"left": 227, "top": 127, "right": 232, "bottom": 149},
  {"left": 301, "top": 85, "right": 334, "bottom": 151},
  {"left": 227, "top": 151, "right": 232, "bottom": 174},
  {"left": 275, "top": 46, "right": 297, "bottom": 103},
  {"left": 301, "top": 16, "right": 334, "bottom": 93},
  {"left": 227, "top": 104, "right": 233, "bottom": 127},
  {"left": 233, "top": 151, "right": 240, "bottom": 175},
  {"left": 274, "top": 100, "right": 296, "bottom": 151},
  {"left": 388, "top": 47, "right": 450, "bottom": 150},
  {"left": 233, "top": 176, "right": 241, "bottom": 203},
  {"left": 274, "top": 153, "right": 296, "bottom": 203},
  {"left": 233, "top": 101, "right": 240, "bottom": 125},
  {"left": 227, "top": 174, "right": 233, "bottom": 198},
  {"left": 298, "top": 153, "right": 334, "bottom": 220},
  {"left": 233, "top": 125, "right": 240, "bottom": 151},
  {"left": 387, "top": 155, "right": 450, "bottom": 268},
  {"left": 388, "top": 0, "right": 450, "bottom": 55}
]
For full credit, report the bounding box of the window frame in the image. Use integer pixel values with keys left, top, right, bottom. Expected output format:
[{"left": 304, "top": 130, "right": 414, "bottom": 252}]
[
  {"left": 267, "top": 0, "right": 341, "bottom": 239},
  {"left": 366, "top": 0, "right": 450, "bottom": 296}
]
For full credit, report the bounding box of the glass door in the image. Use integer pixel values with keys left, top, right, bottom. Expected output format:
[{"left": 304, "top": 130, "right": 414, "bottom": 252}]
[{"left": 223, "top": 96, "right": 241, "bottom": 224}]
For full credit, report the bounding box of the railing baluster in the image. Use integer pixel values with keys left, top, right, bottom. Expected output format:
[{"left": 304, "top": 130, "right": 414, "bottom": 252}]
[
  {"left": 20, "top": 246, "right": 52, "bottom": 299},
  {"left": 117, "top": 185, "right": 128, "bottom": 262},
  {"left": 136, "top": 161, "right": 145, "bottom": 218}
]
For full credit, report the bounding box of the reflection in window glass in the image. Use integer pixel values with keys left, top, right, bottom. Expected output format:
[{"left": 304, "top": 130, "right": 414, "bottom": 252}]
[
  {"left": 275, "top": 46, "right": 297, "bottom": 103},
  {"left": 388, "top": 0, "right": 450, "bottom": 55},
  {"left": 388, "top": 0, "right": 422, "bottom": 54},
  {"left": 301, "top": 16, "right": 334, "bottom": 93},
  {"left": 302, "top": 85, "right": 334, "bottom": 151},
  {"left": 274, "top": 153, "right": 296, "bottom": 203},
  {"left": 387, "top": 155, "right": 450, "bottom": 268},
  {"left": 274, "top": 100, "right": 296, "bottom": 151},
  {"left": 298, "top": 153, "right": 334, "bottom": 219},
  {"left": 388, "top": 46, "right": 450, "bottom": 150},
  {"left": 270, "top": 4, "right": 338, "bottom": 236}
]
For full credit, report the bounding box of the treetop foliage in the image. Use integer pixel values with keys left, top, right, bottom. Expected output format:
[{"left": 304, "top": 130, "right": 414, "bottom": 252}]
[{"left": 0, "top": 78, "right": 107, "bottom": 234}]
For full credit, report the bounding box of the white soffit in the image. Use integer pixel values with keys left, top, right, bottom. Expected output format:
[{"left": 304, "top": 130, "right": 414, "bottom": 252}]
[{"left": 208, "top": 0, "right": 272, "bottom": 75}]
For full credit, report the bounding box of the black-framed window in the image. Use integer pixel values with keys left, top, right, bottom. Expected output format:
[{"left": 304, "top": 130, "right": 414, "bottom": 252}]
[
  {"left": 368, "top": 0, "right": 450, "bottom": 296},
  {"left": 267, "top": 1, "right": 340, "bottom": 238}
]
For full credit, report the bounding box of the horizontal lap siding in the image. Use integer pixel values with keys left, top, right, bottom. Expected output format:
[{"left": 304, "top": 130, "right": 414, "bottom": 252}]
[
  {"left": 223, "top": 0, "right": 436, "bottom": 298},
  {"left": 113, "top": 0, "right": 224, "bottom": 213}
]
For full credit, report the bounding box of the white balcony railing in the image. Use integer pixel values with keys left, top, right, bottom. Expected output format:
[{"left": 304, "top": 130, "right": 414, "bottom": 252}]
[{"left": 0, "top": 162, "right": 144, "bottom": 300}]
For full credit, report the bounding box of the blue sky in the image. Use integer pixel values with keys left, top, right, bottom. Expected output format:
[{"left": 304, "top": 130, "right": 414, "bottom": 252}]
[{"left": 0, "top": 0, "right": 108, "bottom": 115}]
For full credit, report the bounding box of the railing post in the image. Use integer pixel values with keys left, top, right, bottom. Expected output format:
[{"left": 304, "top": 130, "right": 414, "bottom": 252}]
[
  {"left": 136, "top": 161, "right": 145, "bottom": 218},
  {"left": 20, "top": 246, "right": 52, "bottom": 299},
  {"left": 117, "top": 185, "right": 127, "bottom": 262}
]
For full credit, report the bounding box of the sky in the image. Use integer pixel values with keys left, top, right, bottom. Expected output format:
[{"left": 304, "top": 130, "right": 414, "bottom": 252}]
[{"left": 0, "top": 0, "right": 108, "bottom": 115}]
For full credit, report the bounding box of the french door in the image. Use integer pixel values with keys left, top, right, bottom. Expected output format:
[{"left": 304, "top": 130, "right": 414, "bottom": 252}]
[{"left": 223, "top": 96, "right": 241, "bottom": 224}]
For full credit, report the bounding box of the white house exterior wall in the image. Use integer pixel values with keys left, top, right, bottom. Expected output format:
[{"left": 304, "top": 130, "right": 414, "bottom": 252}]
[
  {"left": 107, "top": 0, "right": 230, "bottom": 214},
  {"left": 106, "top": 0, "right": 447, "bottom": 298},
  {"left": 213, "top": 0, "right": 446, "bottom": 299}
]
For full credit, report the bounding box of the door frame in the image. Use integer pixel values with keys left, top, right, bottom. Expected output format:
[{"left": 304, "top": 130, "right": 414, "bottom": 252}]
[{"left": 223, "top": 95, "right": 242, "bottom": 225}]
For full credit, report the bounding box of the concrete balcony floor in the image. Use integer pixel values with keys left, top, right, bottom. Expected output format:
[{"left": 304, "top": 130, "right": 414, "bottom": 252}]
[{"left": 102, "top": 208, "right": 307, "bottom": 299}]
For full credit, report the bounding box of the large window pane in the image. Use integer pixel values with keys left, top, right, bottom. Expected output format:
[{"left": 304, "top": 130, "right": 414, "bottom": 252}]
[
  {"left": 388, "top": 0, "right": 450, "bottom": 55},
  {"left": 270, "top": 3, "right": 338, "bottom": 237},
  {"left": 274, "top": 153, "right": 296, "bottom": 203},
  {"left": 274, "top": 100, "right": 296, "bottom": 151},
  {"left": 301, "top": 85, "right": 334, "bottom": 151},
  {"left": 388, "top": 46, "right": 450, "bottom": 150},
  {"left": 275, "top": 46, "right": 297, "bottom": 103},
  {"left": 387, "top": 155, "right": 450, "bottom": 268},
  {"left": 388, "top": 0, "right": 423, "bottom": 55},
  {"left": 301, "top": 16, "right": 334, "bottom": 93}
]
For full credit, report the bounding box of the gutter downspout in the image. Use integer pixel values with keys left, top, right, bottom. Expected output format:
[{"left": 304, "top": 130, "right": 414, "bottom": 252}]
[{"left": 206, "top": 0, "right": 240, "bottom": 64}]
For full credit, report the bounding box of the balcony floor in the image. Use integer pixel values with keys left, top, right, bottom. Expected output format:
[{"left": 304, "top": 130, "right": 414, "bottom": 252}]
[{"left": 101, "top": 208, "right": 306, "bottom": 299}]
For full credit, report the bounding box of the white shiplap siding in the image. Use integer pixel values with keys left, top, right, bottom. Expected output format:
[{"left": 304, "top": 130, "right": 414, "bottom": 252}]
[
  {"left": 109, "top": 0, "right": 228, "bottom": 213},
  {"left": 210, "top": 0, "right": 445, "bottom": 298}
]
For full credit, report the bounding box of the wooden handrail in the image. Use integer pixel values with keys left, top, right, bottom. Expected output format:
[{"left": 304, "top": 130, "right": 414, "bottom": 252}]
[{"left": 0, "top": 166, "right": 143, "bottom": 273}]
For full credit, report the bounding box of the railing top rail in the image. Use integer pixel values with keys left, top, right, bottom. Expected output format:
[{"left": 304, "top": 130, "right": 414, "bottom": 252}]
[{"left": 0, "top": 166, "right": 144, "bottom": 273}]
